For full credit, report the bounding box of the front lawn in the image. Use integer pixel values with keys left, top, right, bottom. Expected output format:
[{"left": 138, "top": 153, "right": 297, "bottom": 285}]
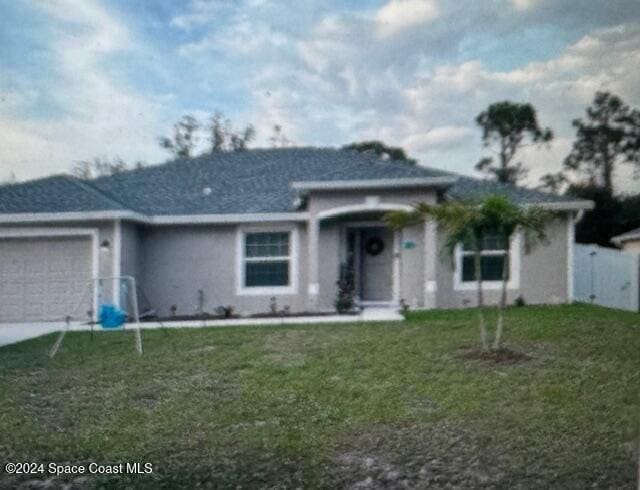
[{"left": 1, "top": 305, "right": 638, "bottom": 488}]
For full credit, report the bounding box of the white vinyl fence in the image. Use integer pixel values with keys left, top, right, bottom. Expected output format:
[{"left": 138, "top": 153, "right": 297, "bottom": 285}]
[{"left": 574, "top": 244, "right": 640, "bottom": 312}]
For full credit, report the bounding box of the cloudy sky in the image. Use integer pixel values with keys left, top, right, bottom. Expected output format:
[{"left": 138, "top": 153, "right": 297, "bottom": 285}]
[{"left": 1, "top": 0, "right": 640, "bottom": 191}]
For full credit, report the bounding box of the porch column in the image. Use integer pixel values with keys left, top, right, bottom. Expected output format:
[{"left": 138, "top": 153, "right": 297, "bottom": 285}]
[
  {"left": 307, "top": 216, "right": 320, "bottom": 310},
  {"left": 424, "top": 219, "right": 437, "bottom": 308}
]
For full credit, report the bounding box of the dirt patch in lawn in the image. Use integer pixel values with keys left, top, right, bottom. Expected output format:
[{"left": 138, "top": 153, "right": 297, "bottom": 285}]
[
  {"left": 332, "top": 422, "right": 512, "bottom": 489},
  {"left": 456, "top": 346, "right": 531, "bottom": 365}
]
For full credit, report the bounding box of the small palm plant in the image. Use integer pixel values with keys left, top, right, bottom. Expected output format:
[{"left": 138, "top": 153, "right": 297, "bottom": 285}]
[{"left": 385, "top": 195, "right": 549, "bottom": 351}]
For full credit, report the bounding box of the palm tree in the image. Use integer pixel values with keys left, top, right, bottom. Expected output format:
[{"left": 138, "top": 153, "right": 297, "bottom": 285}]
[
  {"left": 478, "top": 197, "right": 549, "bottom": 349},
  {"left": 385, "top": 195, "right": 550, "bottom": 351},
  {"left": 386, "top": 200, "right": 491, "bottom": 350}
]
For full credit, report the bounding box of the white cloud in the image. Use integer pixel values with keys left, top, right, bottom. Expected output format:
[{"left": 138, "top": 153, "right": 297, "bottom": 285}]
[
  {"left": 403, "top": 126, "right": 475, "bottom": 152},
  {"left": 180, "top": 18, "right": 290, "bottom": 58},
  {"left": 170, "top": 0, "right": 224, "bottom": 30},
  {"left": 0, "top": 119, "right": 73, "bottom": 178},
  {"left": 3, "top": 0, "right": 640, "bottom": 195},
  {"left": 509, "top": 0, "right": 541, "bottom": 12},
  {"left": 0, "top": 0, "right": 167, "bottom": 181},
  {"left": 35, "top": 0, "right": 131, "bottom": 53},
  {"left": 242, "top": 19, "right": 640, "bottom": 192},
  {"left": 376, "top": 0, "right": 440, "bottom": 36}
]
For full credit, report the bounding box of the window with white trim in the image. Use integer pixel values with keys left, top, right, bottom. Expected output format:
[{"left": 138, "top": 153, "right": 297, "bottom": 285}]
[
  {"left": 243, "top": 232, "right": 291, "bottom": 287},
  {"left": 460, "top": 232, "right": 509, "bottom": 282}
]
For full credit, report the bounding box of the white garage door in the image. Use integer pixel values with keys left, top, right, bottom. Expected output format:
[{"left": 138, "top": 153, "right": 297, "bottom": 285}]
[{"left": 0, "top": 236, "right": 93, "bottom": 322}]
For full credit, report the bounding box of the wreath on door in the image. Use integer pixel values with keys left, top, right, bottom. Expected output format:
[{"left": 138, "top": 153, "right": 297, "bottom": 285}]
[{"left": 364, "top": 236, "right": 385, "bottom": 256}]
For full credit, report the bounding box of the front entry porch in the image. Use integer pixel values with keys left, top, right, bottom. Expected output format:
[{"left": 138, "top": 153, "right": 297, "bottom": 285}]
[{"left": 306, "top": 205, "right": 406, "bottom": 312}]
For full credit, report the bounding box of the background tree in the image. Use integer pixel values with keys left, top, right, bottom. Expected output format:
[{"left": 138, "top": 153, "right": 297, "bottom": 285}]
[
  {"left": 209, "top": 112, "right": 255, "bottom": 153},
  {"left": 475, "top": 101, "right": 553, "bottom": 185},
  {"left": 269, "top": 124, "right": 291, "bottom": 148},
  {"left": 386, "top": 195, "right": 549, "bottom": 351},
  {"left": 538, "top": 92, "right": 640, "bottom": 247},
  {"left": 564, "top": 183, "right": 640, "bottom": 247},
  {"left": 159, "top": 112, "right": 255, "bottom": 159},
  {"left": 210, "top": 112, "right": 227, "bottom": 152},
  {"left": 158, "top": 115, "right": 200, "bottom": 159},
  {"left": 71, "top": 157, "right": 142, "bottom": 180},
  {"left": 566, "top": 184, "right": 620, "bottom": 246},
  {"left": 537, "top": 172, "right": 567, "bottom": 193},
  {"left": 343, "top": 141, "right": 417, "bottom": 164},
  {"left": 563, "top": 91, "right": 639, "bottom": 196},
  {"left": 229, "top": 125, "right": 255, "bottom": 151},
  {"left": 617, "top": 193, "right": 640, "bottom": 236}
]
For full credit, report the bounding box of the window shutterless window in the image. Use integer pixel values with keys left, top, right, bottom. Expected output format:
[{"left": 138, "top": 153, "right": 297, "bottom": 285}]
[
  {"left": 243, "top": 232, "right": 290, "bottom": 287},
  {"left": 460, "top": 232, "right": 509, "bottom": 282}
]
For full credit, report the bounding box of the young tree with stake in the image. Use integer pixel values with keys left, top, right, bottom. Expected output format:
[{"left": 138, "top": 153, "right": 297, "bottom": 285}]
[{"left": 385, "top": 195, "right": 549, "bottom": 351}]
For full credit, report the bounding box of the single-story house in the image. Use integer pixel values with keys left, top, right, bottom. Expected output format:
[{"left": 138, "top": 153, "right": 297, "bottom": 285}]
[
  {"left": 0, "top": 148, "right": 592, "bottom": 323},
  {"left": 611, "top": 228, "right": 640, "bottom": 253}
]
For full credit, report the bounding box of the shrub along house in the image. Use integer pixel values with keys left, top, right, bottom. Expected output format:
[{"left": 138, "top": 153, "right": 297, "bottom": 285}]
[{"left": 0, "top": 148, "right": 592, "bottom": 322}]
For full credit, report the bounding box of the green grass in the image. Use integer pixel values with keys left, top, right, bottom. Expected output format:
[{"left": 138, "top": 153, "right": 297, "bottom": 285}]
[{"left": 0, "top": 304, "right": 638, "bottom": 488}]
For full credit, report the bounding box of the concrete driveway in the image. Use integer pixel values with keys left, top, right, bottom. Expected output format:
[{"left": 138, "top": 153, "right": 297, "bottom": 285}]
[{"left": 0, "top": 322, "right": 69, "bottom": 347}]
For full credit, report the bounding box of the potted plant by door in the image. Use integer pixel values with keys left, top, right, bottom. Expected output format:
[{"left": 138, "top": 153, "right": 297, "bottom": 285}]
[{"left": 335, "top": 263, "right": 356, "bottom": 314}]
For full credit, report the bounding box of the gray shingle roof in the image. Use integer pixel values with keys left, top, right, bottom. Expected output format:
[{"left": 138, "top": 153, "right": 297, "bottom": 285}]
[
  {"left": 89, "top": 147, "right": 452, "bottom": 215},
  {"left": 0, "top": 147, "right": 580, "bottom": 216},
  {"left": 0, "top": 175, "right": 128, "bottom": 213},
  {"left": 446, "top": 175, "right": 570, "bottom": 204}
]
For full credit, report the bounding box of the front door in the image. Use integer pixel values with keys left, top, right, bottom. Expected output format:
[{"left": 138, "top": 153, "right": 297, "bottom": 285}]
[{"left": 359, "top": 227, "right": 393, "bottom": 302}]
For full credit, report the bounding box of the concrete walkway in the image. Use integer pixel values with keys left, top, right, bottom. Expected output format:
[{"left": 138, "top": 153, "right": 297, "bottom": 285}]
[
  {"left": 0, "top": 323, "right": 66, "bottom": 348},
  {"left": 0, "top": 308, "right": 404, "bottom": 348}
]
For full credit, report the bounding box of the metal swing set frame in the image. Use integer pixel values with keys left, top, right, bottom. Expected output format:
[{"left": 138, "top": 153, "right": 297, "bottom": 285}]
[{"left": 49, "top": 275, "right": 143, "bottom": 358}]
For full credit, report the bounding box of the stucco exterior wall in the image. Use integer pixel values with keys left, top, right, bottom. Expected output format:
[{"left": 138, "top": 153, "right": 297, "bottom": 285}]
[
  {"left": 399, "top": 223, "right": 426, "bottom": 308},
  {"left": 520, "top": 217, "right": 569, "bottom": 305},
  {"left": 317, "top": 221, "right": 340, "bottom": 311},
  {"left": 434, "top": 214, "right": 570, "bottom": 308},
  {"left": 136, "top": 223, "right": 309, "bottom": 317},
  {"left": 96, "top": 222, "right": 116, "bottom": 303},
  {"left": 119, "top": 222, "right": 145, "bottom": 309},
  {"left": 119, "top": 222, "right": 142, "bottom": 282},
  {"left": 0, "top": 207, "right": 573, "bottom": 321},
  {"left": 307, "top": 188, "right": 438, "bottom": 216},
  {"left": 119, "top": 188, "right": 440, "bottom": 316}
]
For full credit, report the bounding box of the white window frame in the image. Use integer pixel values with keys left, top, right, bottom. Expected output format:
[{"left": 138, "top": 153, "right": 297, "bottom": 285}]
[
  {"left": 453, "top": 232, "right": 521, "bottom": 291},
  {"left": 236, "top": 226, "right": 299, "bottom": 296}
]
